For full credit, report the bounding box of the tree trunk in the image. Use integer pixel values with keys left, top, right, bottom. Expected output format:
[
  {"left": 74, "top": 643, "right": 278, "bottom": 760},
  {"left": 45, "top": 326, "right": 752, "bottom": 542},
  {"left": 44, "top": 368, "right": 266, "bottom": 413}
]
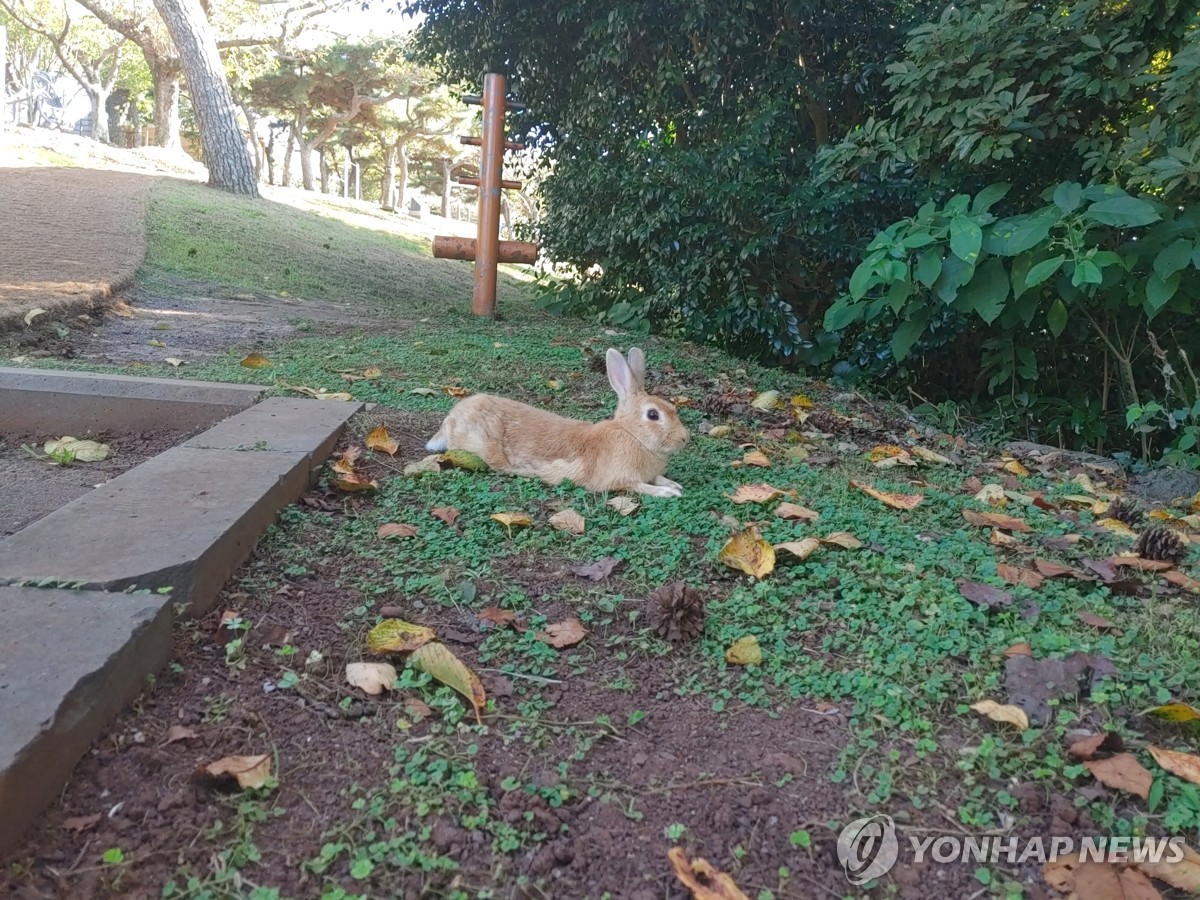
[
  {"left": 151, "top": 64, "right": 182, "bottom": 150},
  {"left": 441, "top": 158, "right": 451, "bottom": 217},
  {"left": 319, "top": 149, "right": 330, "bottom": 193},
  {"left": 152, "top": 0, "right": 258, "bottom": 196},
  {"left": 88, "top": 87, "right": 111, "bottom": 143},
  {"left": 380, "top": 143, "right": 397, "bottom": 209},
  {"left": 397, "top": 143, "right": 409, "bottom": 211},
  {"left": 299, "top": 140, "right": 315, "bottom": 191},
  {"left": 282, "top": 121, "right": 295, "bottom": 187},
  {"left": 265, "top": 129, "right": 277, "bottom": 185}
]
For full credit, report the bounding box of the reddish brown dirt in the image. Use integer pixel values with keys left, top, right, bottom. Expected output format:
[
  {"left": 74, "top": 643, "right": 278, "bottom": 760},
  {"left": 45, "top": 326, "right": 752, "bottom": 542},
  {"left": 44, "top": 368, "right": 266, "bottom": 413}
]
[
  {"left": 0, "top": 429, "right": 196, "bottom": 537},
  {"left": 0, "top": 167, "right": 157, "bottom": 328}
]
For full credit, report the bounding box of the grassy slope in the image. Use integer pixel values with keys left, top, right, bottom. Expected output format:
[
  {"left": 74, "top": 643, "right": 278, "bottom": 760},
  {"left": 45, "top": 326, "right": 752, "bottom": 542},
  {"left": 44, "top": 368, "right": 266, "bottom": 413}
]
[{"left": 13, "top": 175, "right": 1200, "bottom": 896}]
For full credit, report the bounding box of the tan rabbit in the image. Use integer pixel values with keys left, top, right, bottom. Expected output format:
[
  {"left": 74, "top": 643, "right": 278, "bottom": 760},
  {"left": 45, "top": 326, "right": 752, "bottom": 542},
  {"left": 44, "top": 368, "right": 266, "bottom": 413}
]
[{"left": 425, "top": 347, "right": 689, "bottom": 497}]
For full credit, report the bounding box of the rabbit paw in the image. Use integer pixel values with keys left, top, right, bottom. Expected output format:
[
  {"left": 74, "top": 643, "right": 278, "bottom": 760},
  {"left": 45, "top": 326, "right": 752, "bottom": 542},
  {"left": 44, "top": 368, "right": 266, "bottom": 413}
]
[
  {"left": 636, "top": 481, "right": 682, "bottom": 499},
  {"left": 654, "top": 476, "right": 683, "bottom": 492}
]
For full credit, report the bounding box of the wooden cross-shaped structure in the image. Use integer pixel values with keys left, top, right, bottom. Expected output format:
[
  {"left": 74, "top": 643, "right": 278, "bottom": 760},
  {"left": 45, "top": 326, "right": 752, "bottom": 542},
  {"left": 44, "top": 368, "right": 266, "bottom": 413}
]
[{"left": 431, "top": 73, "right": 538, "bottom": 316}]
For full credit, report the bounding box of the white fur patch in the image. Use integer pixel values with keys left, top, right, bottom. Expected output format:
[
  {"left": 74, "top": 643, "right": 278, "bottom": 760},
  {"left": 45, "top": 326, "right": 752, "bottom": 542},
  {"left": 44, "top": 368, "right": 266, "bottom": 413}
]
[{"left": 425, "top": 433, "right": 447, "bottom": 452}]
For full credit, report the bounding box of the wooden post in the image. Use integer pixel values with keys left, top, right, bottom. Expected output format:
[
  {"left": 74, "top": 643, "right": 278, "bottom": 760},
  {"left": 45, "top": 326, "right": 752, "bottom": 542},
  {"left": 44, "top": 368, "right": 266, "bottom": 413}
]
[{"left": 472, "top": 73, "right": 507, "bottom": 316}]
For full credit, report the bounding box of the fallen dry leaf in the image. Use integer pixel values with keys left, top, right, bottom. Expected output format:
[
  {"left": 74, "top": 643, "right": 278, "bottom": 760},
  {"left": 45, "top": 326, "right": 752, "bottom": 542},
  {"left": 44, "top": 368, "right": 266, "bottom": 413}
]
[
  {"left": 775, "top": 502, "right": 820, "bottom": 522},
  {"left": 742, "top": 449, "right": 771, "bottom": 468},
  {"left": 1004, "top": 642, "right": 1033, "bottom": 657},
  {"left": 202, "top": 754, "right": 272, "bottom": 790},
  {"left": 958, "top": 580, "right": 1015, "bottom": 610},
  {"left": 240, "top": 353, "right": 271, "bottom": 368},
  {"left": 1147, "top": 702, "right": 1200, "bottom": 723},
  {"left": 548, "top": 509, "right": 586, "bottom": 535},
  {"left": 851, "top": 480, "right": 924, "bottom": 510},
  {"left": 970, "top": 699, "right": 1030, "bottom": 731},
  {"left": 491, "top": 512, "right": 532, "bottom": 533},
  {"left": 668, "top": 846, "right": 751, "bottom": 900},
  {"left": 378, "top": 523, "right": 418, "bottom": 540},
  {"left": 23, "top": 306, "right": 47, "bottom": 326},
  {"left": 478, "top": 607, "right": 518, "bottom": 629},
  {"left": 1097, "top": 517, "right": 1139, "bottom": 537},
  {"left": 725, "top": 635, "right": 762, "bottom": 666},
  {"left": 163, "top": 725, "right": 198, "bottom": 745},
  {"left": 750, "top": 390, "right": 783, "bottom": 411},
  {"left": 1078, "top": 611, "right": 1123, "bottom": 635},
  {"left": 991, "top": 529, "right": 1035, "bottom": 552},
  {"left": 719, "top": 527, "right": 776, "bottom": 579},
  {"left": 1044, "top": 857, "right": 1162, "bottom": 900},
  {"left": 570, "top": 556, "right": 619, "bottom": 581},
  {"left": 537, "top": 618, "right": 587, "bottom": 649},
  {"left": 963, "top": 509, "right": 1032, "bottom": 532},
  {"left": 44, "top": 437, "right": 110, "bottom": 462},
  {"left": 821, "top": 531, "right": 864, "bottom": 550},
  {"left": 1035, "top": 559, "right": 1095, "bottom": 581},
  {"left": 1148, "top": 745, "right": 1200, "bottom": 786},
  {"left": 431, "top": 506, "right": 461, "bottom": 526},
  {"left": 445, "top": 385, "right": 470, "bottom": 398},
  {"left": 997, "top": 564, "right": 1045, "bottom": 589},
  {"left": 409, "top": 642, "right": 486, "bottom": 724},
  {"left": 366, "top": 619, "right": 436, "bottom": 654},
  {"left": 774, "top": 537, "right": 821, "bottom": 561},
  {"left": 1109, "top": 555, "right": 1175, "bottom": 571},
  {"left": 345, "top": 661, "right": 398, "bottom": 695},
  {"left": 1069, "top": 732, "right": 1125, "bottom": 760},
  {"left": 1084, "top": 753, "right": 1153, "bottom": 799},
  {"left": 61, "top": 813, "right": 102, "bottom": 833},
  {"left": 913, "top": 446, "right": 954, "bottom": 465},
  {"left": 1002, "top": 458, "right": 1032, "bottom": 477},
  {"left": 975, "top": 483, "right": 1009, "bottom": 506},
  {"left": 362, "top": 367, "right": 382, "bottom": 379},
  {"left": 366, "top": 426, "right": 399, "bottom": 456},
  {"left": 608, "top": 496, "right": 640, "bottom": 516},
  {"left": 1135, "top": 842, "right": 1200, "bottom": 893},
  {"left": 330, "top": 472, "right": 378, "bottom": 492},
  {"left": 1165, "top": 570, "right": 1200, "bottom": 594},
  {"left": 729, "top": 483, "right": 786, "bottom": 504}
]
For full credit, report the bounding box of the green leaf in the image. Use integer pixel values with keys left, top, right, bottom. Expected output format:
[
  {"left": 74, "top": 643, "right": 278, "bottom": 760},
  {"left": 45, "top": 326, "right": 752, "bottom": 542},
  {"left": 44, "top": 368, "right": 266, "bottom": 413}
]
[
  {"left": 1086, "top": 195, "right": 1160, "bottom": 228},
  {"left": 971, "top": 183, "right": 1011, "bottom": 215},
  {"left": 1071, "top": 259, "right": 1103, "bottom": 286},
  {"left": 848, "top": 262, "right": 874, "bottom": 301},
  {"left": 1013, "top": 289, "right": 1040, "bottom": 326},
  {"left": 1153, "top": 239, "right": 1194, "bottom": 279},
  {"left": 982, "top": 207, "right": 1059, "bottom": 256},
  {"left": 915, "top": 249, "right": 942, "bottom": 288},
  {"left": 1052, "top": 182, "right": 1082, "bottom": 213},
  {"left": 886, "top": 278, "right": 912, "bottom": 313},
  {"left": 957, "top": 258, "right": 1009, "bottom": 324},
  {"left": 935, "top": 253, "right": 974, "bottom": 304},
  {"left": 1145, "top": 272, "right": 1180, "bottom": 314},
  {"left": 1024, "top": 255, "right": 1065, "bottom": 288},
  {"left": 949, "top": 215, "right": 983, "bottom": 264},
  {"left": 824, "top": 297, "right": 862, "bottom": 331},
  {"left": 902, "top": 230, "right": 936, "bottom": 249},
  {"left": 1047, "top": 299, "right": 1068, "bottom": 337},
  {"left": 891, "top": 311, "right": 931, "bottom": 361},
  {"left": 1010, "top": 252, "right": 1035, "bottom": 299}
]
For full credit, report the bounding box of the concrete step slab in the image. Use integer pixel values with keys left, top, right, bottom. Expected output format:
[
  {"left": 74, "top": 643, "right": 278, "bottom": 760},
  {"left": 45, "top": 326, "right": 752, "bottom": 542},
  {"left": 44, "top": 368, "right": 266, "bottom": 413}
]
[
  {"left": 0, "top": 446, "right": 310, "bottom": 613},
  {"left": 183, "top": 396, "right": 361, "bottom": 476},
  {"left": 0, "top": 585, "right": 172, "bottom": 855},
  {"left": 0, "top": 368, "right": 264, "bottom": 436}
]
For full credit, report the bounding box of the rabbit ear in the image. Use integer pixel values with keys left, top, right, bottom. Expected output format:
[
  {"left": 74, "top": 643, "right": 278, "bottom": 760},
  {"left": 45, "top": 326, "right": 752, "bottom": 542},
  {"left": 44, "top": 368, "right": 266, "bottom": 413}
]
[
  {"left": 606, "top": 348, "right": 634, "bottom": 406},
  {"left": 626, "top": 348, "right": 646, "bottom": 392}
]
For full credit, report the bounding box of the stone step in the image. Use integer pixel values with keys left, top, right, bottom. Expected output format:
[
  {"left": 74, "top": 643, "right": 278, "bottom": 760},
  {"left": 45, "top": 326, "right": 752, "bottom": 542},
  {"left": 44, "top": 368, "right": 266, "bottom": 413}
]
[{"left": 0, "top": 585, "right": 173, "bottom": 856}]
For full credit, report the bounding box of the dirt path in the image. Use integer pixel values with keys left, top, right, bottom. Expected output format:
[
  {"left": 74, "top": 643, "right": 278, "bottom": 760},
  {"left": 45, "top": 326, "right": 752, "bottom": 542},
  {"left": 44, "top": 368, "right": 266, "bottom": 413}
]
[{"left": 0, "top": 167, "right": 159, "bottom": 328}]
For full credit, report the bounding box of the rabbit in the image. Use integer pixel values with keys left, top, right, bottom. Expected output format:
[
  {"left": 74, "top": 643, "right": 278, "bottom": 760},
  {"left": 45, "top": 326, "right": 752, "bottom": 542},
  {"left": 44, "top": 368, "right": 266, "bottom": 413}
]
[{"left": 425, "top": 347, "right": 689, "bottom": 497}]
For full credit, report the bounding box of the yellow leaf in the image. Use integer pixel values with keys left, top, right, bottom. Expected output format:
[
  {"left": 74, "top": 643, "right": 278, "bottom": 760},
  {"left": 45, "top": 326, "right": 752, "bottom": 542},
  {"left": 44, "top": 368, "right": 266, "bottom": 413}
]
[
  {"left": 742, "top": 449, "right": 771, "bottom": 467},
  {"left": 750, "top": 390, "right": 783, "bottom": 410},
  {"left": 775, "top": 502, "right": 819, "bottom": 522},
  {"left": 1071, "top": 473, "right": 1105, "bottom": 495},
  {"left": 912, "top": 446, "right": 953, "bottom": 465},
  {"left": 822, "top": 531, "right": 863, "bottom": 550},
  {"left": 366, "top": 619, "right": 435, "bottom": 654},
  {"left": 366, "top": 426, "right": 399, "bottom": 455},
  {"left": 1149, "top": 745, "right": 1200, "bottom": 785},
  {"left": 708, "top": 425, "right": 734, "bottom": 438},
  {"left": 970, "top": 699, "right": 1030, "bottom": 731},
  {"left": 728, "top": 483, "right": 785, "bottom": 504},
  {"left": 1002, "top": 458, "right": 1031, "bottom": 477},
  {"left": 866, "top": 444, "right": 907, "bottom": 462},
  {"left": 330, "top": 472, "right": 378, "bottom": 492},
  {"left": 668, "top": 847, "right": 751, "bottom": 900},
  {"left": 445, "top": 385, "right": 470, "bottom": 398},
  {"left": 148, "top": 338, "right": 166, "bottom": 348},
  {"left": 790, "top": 394, "right": 814, "bottom": 409},
  {"left": 362, "top": 367, "right": 382, "bottom": 379},
  {"left": 1096, "top": 517, "right": 1138, "bottom": 537},
  {"left": 377, "top": 523, "right": 417, "bottom": 539},
  {"left": 1061, "top": 494, "right": 1106, "bottom": 509},
  {"left": 315, "top": 390, "right": 354, "bottom": 401},
  {"left": 1147, "top": 702, "right": 1200, "bottom": 723},
  {"left": 974, "top": 484, "right": 1008, "bottom": 506},
  {"left": 491, "top": 512, "right": 533, "bottom": 533},
  {"left": 774, "top": 538, "right": 821, "bottom": 560},
  {"left": 1190, "top": 491, "right": 1200, "bottom": 514},
  {"left": 718, "top": 527, "right": 775, "bottom": 579},
  {"left": 240, "top": 353, "right": 271, "bottom": 368},
  {"left": 725, "top": 635, "right": 762, "bottom": 666},
  {"left": 410, "top": 642, "right": 486, "bottom": 724},
  {"left": 345, "top": 661, "right": 397, "bottom": 695},
  {"left": 203, "top": 754, "right": 272, "bottom": 790},
  {"left": 851, "top": 480, "right": 924, "bottom": 510},
  {"left": 549, "top": 509, "right": 586, "bottom": 534}
]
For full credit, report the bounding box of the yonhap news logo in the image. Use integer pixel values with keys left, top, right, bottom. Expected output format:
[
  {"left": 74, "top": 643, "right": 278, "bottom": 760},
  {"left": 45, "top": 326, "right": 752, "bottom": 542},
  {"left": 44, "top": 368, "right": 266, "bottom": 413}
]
[{"left": 835, "top": 816, "right": 1188, "bottom": 885}]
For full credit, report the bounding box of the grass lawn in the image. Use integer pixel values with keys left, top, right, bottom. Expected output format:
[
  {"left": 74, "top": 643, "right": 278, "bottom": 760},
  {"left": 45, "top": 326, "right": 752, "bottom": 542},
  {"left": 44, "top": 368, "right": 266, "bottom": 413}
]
[{"left": 4, "top": 174, "right": 1200, "bottom": 900}]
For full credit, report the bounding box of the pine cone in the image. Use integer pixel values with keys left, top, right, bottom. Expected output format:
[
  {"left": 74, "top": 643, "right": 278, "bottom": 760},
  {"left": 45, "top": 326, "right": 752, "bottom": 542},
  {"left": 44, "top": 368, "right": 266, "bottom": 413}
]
[
  {"left": 1106, "top": 497, "right": 1142, "bottom": 527},
  {"left": 1135, "top": 526, "right": 1187, "bottom": 565},
  {"left": 646, "top": 581, "right": 706, "bottom": 643}
]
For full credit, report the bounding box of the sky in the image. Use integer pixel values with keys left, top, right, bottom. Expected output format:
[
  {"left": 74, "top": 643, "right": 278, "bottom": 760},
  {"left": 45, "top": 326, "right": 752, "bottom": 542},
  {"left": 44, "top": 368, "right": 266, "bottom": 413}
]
[{"left": 305, "top": 2, "right": 423, "bottom": 42}]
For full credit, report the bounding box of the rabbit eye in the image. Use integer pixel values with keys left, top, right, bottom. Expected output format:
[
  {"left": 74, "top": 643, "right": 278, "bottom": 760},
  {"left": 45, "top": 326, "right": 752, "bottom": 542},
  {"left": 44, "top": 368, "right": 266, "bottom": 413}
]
[{"left": 646, "top": 408, "right": 660, "bottom": 421}]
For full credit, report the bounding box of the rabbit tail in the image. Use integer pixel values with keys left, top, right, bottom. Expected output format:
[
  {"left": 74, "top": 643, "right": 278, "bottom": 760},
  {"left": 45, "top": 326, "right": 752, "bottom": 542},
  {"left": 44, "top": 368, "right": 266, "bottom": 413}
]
[{"left": 425, "top": 426, "right": 448, "bottom": 453}]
